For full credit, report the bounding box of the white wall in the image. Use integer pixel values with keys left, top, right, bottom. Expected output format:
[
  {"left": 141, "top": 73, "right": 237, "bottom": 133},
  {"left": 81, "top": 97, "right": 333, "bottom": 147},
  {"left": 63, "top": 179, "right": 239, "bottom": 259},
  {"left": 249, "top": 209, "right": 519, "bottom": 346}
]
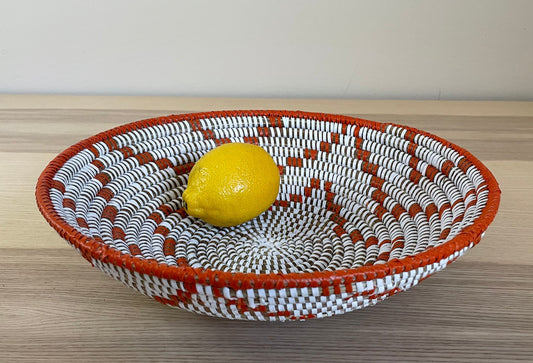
[{"left": 1, "top": 0, "right": 532, "bottom": 100}]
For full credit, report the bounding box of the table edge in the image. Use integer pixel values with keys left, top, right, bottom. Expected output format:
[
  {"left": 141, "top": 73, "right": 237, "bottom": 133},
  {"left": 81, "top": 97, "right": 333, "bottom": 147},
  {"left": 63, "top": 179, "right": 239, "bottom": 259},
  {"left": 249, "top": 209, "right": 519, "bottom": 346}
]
[{"left": 1, "top": 94, "right": 533, "bottom": 117}]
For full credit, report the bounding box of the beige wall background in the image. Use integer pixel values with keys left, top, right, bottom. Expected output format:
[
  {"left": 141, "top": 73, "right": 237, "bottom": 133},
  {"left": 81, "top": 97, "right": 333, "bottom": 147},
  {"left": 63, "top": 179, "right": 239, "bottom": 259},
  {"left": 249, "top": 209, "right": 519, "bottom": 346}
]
[{"left": 1, "top": 0, "right": 532, "bottom": 100}]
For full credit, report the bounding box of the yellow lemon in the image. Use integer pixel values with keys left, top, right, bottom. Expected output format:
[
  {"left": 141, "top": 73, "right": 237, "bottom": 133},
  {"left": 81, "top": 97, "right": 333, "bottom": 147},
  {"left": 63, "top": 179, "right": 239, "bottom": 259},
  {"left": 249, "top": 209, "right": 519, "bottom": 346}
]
[{"left": 182, "top": 142, "right": 280, "bottom": 227}]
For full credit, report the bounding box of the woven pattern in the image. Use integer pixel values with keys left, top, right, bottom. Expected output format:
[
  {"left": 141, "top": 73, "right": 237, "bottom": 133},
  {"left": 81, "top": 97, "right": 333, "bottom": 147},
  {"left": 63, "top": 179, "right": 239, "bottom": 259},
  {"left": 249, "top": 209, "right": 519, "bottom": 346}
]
[{"left": 36, "top": 111, "right": 500, "bottom": 321}]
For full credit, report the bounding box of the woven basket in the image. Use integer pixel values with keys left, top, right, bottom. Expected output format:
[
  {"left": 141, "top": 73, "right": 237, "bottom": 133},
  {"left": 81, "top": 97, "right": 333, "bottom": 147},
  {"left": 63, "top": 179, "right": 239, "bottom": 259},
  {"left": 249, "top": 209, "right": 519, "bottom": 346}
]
[{"left": 36, "top": 110, "right": 500, "bottom": 321}]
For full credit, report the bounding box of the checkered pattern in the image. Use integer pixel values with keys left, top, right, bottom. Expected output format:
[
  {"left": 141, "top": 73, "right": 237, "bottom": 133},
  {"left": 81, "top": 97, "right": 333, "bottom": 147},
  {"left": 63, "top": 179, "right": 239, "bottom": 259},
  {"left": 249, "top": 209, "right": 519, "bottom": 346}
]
[{"left": 36, "top": 111, "right": 500, "bottom": 321}]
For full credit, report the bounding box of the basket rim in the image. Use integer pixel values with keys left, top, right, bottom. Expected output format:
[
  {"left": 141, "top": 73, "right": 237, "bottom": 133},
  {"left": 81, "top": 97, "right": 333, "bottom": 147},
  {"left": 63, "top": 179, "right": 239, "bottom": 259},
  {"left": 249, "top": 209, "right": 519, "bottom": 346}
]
[{"left": 35, "top": 109, "right": 501, "bottom": 291}]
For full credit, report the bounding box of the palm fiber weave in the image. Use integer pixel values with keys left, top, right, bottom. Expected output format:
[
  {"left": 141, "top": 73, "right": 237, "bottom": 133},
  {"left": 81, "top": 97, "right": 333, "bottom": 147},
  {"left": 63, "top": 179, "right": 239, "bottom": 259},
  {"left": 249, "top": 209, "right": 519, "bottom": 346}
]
[{"left": 36, "top": 110, "right": 500, "bottom": 321}]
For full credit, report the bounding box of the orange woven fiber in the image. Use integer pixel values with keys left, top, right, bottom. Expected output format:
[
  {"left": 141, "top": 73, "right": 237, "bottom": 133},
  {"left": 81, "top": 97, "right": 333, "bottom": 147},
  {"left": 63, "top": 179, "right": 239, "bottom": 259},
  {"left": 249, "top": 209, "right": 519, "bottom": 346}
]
[{"left": 36, "top": 110, "right": 500, "bottom": 321}]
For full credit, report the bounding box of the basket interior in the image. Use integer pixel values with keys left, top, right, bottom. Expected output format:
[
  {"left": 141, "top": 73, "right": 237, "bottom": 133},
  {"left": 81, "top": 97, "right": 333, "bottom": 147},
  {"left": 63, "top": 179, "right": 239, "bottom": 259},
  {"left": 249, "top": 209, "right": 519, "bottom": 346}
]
[{"left": 46, "top": 112, "right": 490, "bottom": 275}]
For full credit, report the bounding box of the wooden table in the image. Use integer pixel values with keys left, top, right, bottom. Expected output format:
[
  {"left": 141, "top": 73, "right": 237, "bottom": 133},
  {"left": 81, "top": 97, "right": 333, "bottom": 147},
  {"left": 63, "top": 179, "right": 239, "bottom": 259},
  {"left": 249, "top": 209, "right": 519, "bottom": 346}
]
[{"left": 1, "top": 95, "right": 532, "bottom": 362}]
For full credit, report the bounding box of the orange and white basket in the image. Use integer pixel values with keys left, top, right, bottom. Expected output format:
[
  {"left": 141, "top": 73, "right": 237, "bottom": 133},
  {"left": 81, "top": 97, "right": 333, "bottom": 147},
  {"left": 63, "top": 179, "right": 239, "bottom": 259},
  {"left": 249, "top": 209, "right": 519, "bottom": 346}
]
[{"left": 36, "top": 110, "right": 500, "bottom": 321}]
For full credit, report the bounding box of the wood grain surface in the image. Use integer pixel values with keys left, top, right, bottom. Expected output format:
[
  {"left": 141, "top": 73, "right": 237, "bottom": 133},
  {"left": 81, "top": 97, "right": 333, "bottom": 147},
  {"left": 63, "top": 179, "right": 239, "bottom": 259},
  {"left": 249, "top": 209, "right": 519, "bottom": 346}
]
[{"left": 1, "top": 96, "right": 532, "bottom": 362}]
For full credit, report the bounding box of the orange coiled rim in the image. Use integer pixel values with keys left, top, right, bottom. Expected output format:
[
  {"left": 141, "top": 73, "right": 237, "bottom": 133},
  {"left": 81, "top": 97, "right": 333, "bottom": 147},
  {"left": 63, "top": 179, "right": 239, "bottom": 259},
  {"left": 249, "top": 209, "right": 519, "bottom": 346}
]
[{"left": 35, "top": 110, "right": 501, "bottom": 293}]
